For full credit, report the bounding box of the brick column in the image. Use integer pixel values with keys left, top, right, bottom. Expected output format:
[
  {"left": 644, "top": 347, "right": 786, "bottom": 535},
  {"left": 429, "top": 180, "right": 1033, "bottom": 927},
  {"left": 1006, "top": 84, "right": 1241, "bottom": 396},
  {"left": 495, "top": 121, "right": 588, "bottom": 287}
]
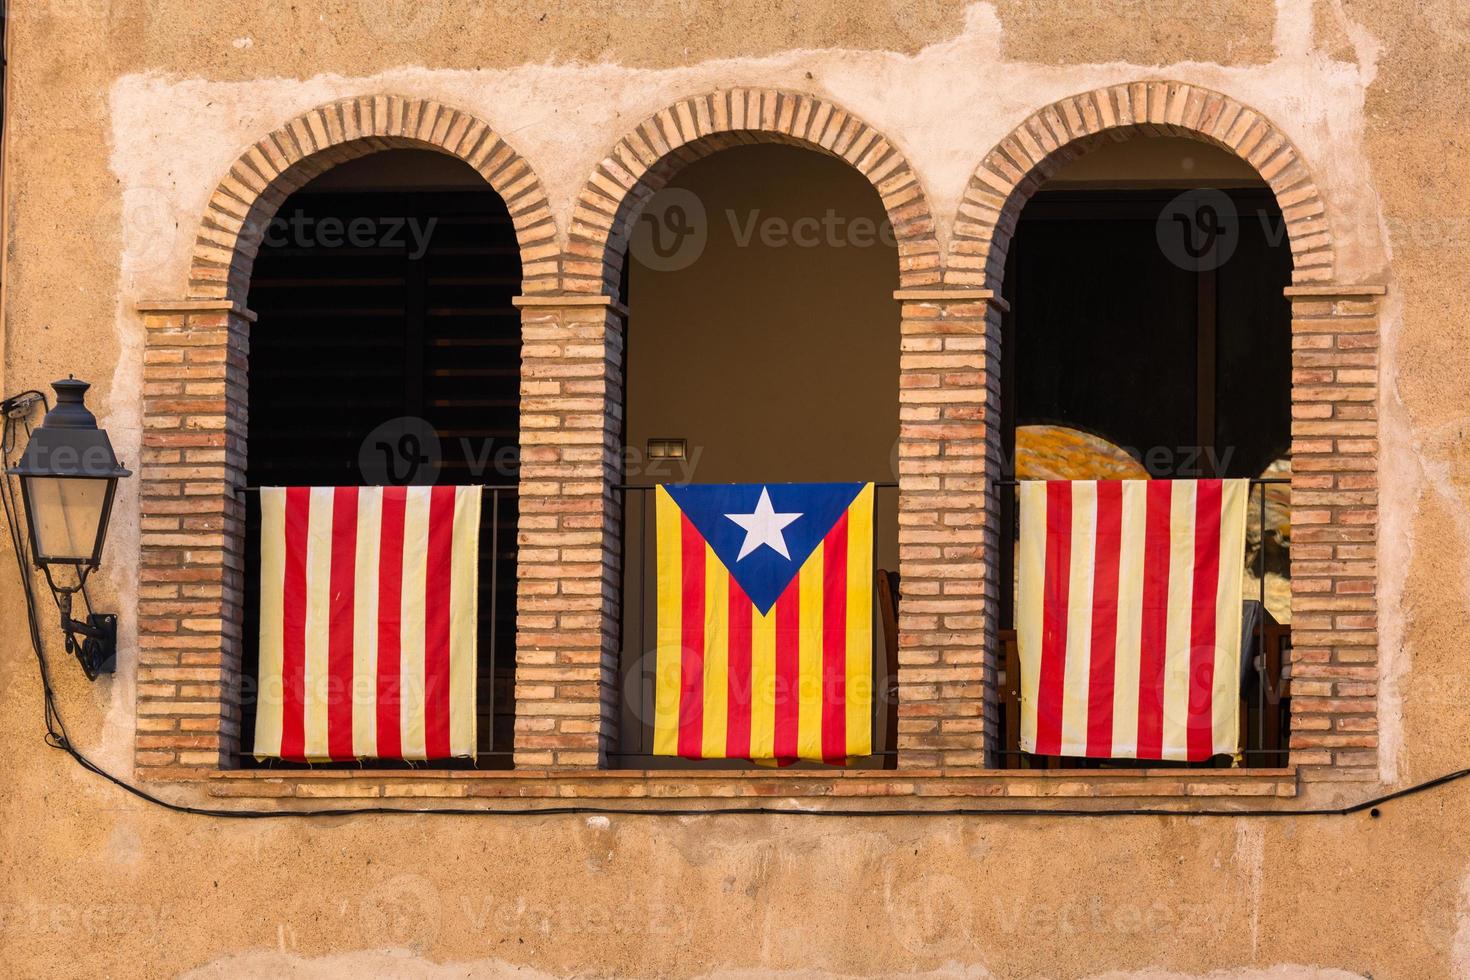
[
  {"left": 134, "top": 299, "right": 253, "bottom": 778},
  {"left": 1284, "top": 284, "right": 1385, "bottom": 782},
  {"left": 511, "top": 295, "right": 625, "bottom": 768},
  {"left": 892, "top": 288, "right": 1006, "bottom": 769}
]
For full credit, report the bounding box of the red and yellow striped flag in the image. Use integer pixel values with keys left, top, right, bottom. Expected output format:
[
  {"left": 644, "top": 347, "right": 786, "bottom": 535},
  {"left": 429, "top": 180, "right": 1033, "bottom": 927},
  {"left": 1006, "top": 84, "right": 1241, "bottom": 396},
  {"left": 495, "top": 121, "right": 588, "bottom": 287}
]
[
  {"left": 253, "top": 485, "right": 481, "bottom": 762},
  {"left": 653, "top": 483, "right": 874, "bottom": 763},
  {"left": 1017, "top": 479, "right": 1249, "bottom": 762}
]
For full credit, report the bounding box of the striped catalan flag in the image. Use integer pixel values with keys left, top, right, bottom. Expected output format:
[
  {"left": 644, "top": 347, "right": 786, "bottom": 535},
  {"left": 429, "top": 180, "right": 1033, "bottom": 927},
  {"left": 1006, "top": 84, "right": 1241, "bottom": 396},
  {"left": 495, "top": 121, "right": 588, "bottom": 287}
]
[
  {"left": 253, "top": 485, "right": 481, "bottom": 762},
  {"left": 1016, "top": 479, "right": 1249, "bottom": 762},
  {"left": 653, "top": 483, "right": 874, "bottom": 763}
]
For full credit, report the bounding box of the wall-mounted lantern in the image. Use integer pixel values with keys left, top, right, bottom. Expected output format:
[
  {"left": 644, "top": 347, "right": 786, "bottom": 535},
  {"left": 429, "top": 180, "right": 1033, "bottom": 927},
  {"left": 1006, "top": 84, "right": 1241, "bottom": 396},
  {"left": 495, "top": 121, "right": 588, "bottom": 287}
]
[{"left": 6, "top": 378, "right": 131, "bottom": 678}]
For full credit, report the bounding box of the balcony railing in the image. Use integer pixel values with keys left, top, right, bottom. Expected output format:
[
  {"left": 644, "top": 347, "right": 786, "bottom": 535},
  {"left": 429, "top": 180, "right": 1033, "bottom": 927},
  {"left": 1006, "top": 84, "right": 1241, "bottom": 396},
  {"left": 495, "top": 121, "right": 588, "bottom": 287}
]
[
  {"left": 993, "top": 477, "right": 1292, "bottom": 769},
  {"left": 608, "top": 478, "right": 1289, "bottom": 769},
  {"left": 237, "top": 484, "right": 518, "bottom": 768},
  {"left": 995, "top": 614, "right": 1291, "bottom": 768},
  {"left": 611, "top": 482, "right": 901, "bottom": 768}
]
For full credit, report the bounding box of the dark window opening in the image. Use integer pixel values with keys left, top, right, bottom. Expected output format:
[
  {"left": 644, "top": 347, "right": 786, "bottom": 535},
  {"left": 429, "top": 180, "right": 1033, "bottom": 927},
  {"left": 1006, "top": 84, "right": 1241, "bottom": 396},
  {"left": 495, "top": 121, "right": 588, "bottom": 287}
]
[
  {"left": 997, "top": 187, "right": 1293, "bottom": 769},
  {"left": 1001, "top": 189, "right": 1292, "bottom": 480},
  {"left": 239, "top": 151, "right": 520, "bottom": 769}
]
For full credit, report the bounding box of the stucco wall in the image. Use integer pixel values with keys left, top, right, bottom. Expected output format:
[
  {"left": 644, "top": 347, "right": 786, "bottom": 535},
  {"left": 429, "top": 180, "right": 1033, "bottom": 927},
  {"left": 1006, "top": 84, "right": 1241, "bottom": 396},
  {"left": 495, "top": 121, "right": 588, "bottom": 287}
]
[{"left": 2, "top": 0, "right": 1468, "bottom": 975}]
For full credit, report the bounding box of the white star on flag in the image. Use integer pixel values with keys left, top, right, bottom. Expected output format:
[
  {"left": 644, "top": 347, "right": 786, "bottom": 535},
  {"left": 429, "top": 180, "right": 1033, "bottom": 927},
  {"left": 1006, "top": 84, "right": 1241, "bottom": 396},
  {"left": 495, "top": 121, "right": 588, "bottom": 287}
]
[{"left": 725, "top": 487, "right": 802, "bottom": 561}]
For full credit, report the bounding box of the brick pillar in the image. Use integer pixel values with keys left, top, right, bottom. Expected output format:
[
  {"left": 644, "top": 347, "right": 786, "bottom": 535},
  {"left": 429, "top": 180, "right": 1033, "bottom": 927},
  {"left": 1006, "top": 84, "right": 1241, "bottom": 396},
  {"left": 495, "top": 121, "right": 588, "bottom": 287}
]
[
  {"left": 512, "top": 295, "right": 625, "bottom": 768},
  {"left": 892, "top": 289, "right": 1006, "bottom": 769},
  {"left": 1284, "top": 284, "right": 1384, "bottom": 782},
  {"left": 134, "top": 299, "right": 253, "bottom": 778}
]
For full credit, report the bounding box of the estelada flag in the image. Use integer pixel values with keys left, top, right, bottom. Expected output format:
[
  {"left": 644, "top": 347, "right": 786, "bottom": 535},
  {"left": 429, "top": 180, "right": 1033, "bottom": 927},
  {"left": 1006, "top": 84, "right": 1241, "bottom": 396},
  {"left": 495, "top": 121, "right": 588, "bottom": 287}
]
[
  {"left": 253, "top": 486, "right": 481, "bottom": 762},
  {"left": 654, "top": 483, "right": 874, "bottom": 763},
  {"left": 1017, "top": 479, "right": 1249, "bottom": 762}
]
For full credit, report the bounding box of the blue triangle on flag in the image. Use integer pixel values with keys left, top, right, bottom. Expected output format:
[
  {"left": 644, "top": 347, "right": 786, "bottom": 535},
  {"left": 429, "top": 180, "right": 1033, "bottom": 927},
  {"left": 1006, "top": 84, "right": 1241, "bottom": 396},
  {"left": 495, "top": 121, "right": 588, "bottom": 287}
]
[{"left": 663, "top": 482, "right": 866, "bottom": 615}]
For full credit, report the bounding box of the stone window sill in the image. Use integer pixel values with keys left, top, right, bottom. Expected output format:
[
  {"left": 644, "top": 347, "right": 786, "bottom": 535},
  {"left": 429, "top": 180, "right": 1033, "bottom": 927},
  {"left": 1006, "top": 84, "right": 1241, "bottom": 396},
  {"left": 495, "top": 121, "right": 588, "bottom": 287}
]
[{"left": 197, "top": 768, "right": 1298, "bottom": 809}]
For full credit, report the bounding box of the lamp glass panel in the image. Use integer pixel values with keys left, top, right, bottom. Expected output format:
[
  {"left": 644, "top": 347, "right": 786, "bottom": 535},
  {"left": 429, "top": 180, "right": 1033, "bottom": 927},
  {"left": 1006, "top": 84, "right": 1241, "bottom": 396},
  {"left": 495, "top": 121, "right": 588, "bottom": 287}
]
[{"left": 25, "top": 476, "right": 107, "bottom": 562}]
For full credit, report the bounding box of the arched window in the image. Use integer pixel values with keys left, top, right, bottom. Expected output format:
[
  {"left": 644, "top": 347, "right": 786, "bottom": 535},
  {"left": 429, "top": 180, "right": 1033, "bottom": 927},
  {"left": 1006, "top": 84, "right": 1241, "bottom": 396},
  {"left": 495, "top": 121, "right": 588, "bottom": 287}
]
[
  {"left": 611, "top": 142, "right": 902, "bottom": 767},
  {"left": 996, "top": 136, "right": 1293, "bottom": 768},
  {"left": 240, "top": 148, "right": 521, "bottom": 768}
]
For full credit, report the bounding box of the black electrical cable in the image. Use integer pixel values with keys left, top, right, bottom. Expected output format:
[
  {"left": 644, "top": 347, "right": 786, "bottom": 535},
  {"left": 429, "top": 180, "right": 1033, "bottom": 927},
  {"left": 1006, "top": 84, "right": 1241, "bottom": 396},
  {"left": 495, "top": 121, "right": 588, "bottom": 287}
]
[{"left": 3, "top": 397, "right": 1466, "bottom": 820}]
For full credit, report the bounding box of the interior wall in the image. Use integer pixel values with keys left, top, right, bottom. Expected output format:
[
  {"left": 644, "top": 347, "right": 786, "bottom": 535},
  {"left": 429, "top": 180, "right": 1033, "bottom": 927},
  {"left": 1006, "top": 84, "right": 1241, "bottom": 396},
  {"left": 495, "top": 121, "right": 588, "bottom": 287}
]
[
  {"left": 623, "top": 141, "right": 901, "bottom": 585},
  {"left": 1041, "top": 135, "right": 1269, "bottom": 188},
  {"left": 624, "top": 143, "right": 901, "bottom": 493},
  {"left": 299, "top": 148, "right": 491, "bottom": 190}
]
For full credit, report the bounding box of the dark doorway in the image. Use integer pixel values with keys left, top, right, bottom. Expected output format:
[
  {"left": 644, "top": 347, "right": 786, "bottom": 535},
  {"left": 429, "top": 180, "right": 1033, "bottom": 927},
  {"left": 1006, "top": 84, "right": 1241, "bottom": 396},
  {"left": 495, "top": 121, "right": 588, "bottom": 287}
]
[
  {"left": 240, "top": 150, "right": 521, "bottom": 767},
  {"left": 997, "top": 186, "right": 1294, "bottom": 769}
]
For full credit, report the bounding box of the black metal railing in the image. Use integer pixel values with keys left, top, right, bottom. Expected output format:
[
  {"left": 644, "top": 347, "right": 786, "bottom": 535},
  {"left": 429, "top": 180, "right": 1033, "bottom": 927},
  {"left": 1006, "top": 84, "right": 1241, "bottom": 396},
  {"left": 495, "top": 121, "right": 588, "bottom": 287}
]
[
  {"left": 236, "top": 484, "right": 518, "bottom": 769},
  {"left": 993, "top": 477, "right": 1292, "bottom": 769},
  {"left": 611, "top": 482, "right": 901, "bottom": 768}
]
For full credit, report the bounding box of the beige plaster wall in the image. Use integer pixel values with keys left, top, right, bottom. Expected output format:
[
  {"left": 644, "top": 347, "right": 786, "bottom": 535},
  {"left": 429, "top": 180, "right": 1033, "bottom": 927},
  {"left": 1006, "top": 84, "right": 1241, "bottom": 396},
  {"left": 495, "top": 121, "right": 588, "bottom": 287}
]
[{"left": 3, "top": 0, "right": 1469, "bottom": 976}]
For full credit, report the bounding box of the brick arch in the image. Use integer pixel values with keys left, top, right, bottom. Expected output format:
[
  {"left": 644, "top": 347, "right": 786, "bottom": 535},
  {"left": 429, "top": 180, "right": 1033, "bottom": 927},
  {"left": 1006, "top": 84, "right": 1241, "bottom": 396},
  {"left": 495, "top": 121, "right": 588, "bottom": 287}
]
[
  {"left": 186, "top": 96, "right": 558, "bottom": 301},
  {"left": 949, "top": 81, "right": 1336, "bottom": 289},
  {"left": 566, "top": 88, "right": 942, "bottom": 294}
]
